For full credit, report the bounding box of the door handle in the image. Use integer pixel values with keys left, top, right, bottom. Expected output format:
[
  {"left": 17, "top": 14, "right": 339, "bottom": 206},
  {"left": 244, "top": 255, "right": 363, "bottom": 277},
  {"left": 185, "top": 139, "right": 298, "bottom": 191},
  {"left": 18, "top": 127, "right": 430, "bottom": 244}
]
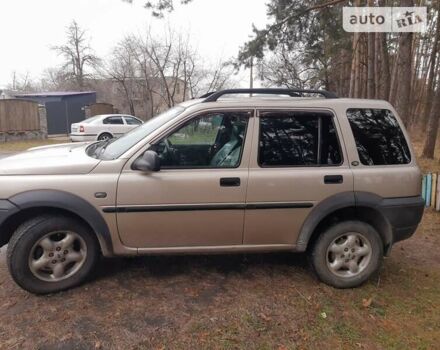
[
  {"left": 324, "top": 175, "right": 343, "bottom": 184},
  {"left": 220, "top": 177, "right": 241, "bottom": 187}
]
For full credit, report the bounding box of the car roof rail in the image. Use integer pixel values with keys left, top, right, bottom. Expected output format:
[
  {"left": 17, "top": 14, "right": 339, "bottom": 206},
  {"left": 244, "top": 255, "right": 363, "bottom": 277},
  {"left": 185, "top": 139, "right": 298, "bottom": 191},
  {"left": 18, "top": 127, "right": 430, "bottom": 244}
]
[
  {"left": 201, "top": 88, "right": 338, "bottom": 102},
  {"left": 198, "top": 91, "right": 217, "bottom": 99}
]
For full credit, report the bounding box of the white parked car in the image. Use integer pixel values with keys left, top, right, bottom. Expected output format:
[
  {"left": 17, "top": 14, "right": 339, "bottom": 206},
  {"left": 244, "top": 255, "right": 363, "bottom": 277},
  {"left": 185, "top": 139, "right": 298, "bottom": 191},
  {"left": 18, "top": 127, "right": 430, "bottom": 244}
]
[{"left": 70, "top": 114, "right": 143, "bottom": 142}]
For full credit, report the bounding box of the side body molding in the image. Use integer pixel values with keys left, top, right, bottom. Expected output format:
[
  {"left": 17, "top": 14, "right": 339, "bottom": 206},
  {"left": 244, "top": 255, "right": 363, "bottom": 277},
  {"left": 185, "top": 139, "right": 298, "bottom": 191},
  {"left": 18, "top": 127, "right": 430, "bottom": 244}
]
[{"left": 8, "top": 190, "right": 113, "bottom": 255}]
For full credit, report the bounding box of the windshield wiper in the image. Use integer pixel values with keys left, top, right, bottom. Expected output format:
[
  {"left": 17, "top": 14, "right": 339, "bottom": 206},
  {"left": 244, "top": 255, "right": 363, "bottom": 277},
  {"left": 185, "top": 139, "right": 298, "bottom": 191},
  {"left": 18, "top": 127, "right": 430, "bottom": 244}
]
[
  {"left": 96, "top": 138, "right": 117, "bottom": 157},
  {"left": 87, "top": 139, "right": 115, "bottom": 159}
]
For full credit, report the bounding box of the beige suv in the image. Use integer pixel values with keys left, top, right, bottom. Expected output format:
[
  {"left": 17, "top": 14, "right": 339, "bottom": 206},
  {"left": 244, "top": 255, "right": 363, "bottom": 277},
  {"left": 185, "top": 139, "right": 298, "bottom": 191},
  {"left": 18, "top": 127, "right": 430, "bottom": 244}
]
[{"left": 0, "top": 89, "right": 424, "bottom": 294}]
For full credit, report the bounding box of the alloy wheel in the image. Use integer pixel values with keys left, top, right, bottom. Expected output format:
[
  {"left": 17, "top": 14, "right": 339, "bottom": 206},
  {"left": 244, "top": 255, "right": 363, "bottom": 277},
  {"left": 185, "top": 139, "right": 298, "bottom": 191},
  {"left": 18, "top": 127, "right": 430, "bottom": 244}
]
[
  {"left": 28, "top": 231, "right": 87, "bottom": 282},
  {"left": 326, "top": 232, "right": 372, "bottom": 278}
]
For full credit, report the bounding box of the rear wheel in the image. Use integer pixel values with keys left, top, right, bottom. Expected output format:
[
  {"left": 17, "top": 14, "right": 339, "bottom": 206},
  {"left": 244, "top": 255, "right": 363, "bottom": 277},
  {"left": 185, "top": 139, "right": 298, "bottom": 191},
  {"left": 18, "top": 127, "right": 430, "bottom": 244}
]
[
  {"left": 310, "top": 221, "right": 382, "bottom": 288},
  {"left": 98, "top": 133, "right": 112, "bottom": 141},
  {"left": 7, "top": 215, "right": 99, "bottom": 294}
]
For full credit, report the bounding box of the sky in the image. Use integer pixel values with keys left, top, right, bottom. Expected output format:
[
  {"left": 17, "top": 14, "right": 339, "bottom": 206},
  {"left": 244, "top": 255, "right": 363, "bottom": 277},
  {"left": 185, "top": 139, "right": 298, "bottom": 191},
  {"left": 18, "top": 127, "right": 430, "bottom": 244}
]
[{"left": 0, "top": 0, "right": 269, "bottom": 88}]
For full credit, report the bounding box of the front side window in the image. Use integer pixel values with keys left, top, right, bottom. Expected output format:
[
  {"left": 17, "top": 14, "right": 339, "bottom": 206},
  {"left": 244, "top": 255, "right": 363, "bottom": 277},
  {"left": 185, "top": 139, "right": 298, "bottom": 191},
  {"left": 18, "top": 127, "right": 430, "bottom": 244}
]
[
  {"left": 347, "top": 108, "right": 411, "bottom": 165},
  {"left": 259, "top": 111, "right": 342, "bottom": 167},
  {"left": 91, "top": 106, "right": 185, "bottom": 160},
  {"left": 103, "top": 116, "right": 124, "bottom": 125},
  {"left": 152, "top": 111, "right": 250, "bottom": 168}
]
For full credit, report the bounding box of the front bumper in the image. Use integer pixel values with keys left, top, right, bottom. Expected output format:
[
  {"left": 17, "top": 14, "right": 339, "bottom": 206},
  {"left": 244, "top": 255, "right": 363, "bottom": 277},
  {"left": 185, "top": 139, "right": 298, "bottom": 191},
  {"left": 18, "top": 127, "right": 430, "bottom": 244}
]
[
  {"left": 380, "top": 195, "right": 425, "bottom": 244},
  {"left": 0, "top": 199, "right": 19, "bottom": 247}
]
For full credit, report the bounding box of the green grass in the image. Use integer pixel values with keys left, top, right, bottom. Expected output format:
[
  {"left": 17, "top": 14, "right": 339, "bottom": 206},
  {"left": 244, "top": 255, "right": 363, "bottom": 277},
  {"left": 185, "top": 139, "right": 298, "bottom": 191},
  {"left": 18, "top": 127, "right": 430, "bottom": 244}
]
[
  {"left": 169, "top": 129, "right": 218, "bottom": 145},
  {"left": 0, "top": 139, "right": 69, "bottom": 152},
  {"left": 334, "top": 322, "right": 362, "bottom": 344}
]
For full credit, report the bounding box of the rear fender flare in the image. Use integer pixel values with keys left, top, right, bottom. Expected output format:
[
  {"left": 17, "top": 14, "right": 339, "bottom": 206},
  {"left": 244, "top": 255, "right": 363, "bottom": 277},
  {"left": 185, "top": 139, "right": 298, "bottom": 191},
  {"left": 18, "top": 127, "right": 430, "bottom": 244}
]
[
  {"left": 296, "top": 191, "right": 393, "bottom": 252},
  {"left": 296, "top": 192, "right": 356, "bottom": 251}
]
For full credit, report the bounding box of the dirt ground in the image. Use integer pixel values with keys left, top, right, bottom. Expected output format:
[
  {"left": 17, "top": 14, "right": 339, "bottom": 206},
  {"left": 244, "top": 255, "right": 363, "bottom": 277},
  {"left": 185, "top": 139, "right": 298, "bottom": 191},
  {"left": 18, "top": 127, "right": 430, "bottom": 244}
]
[{"left": 0, "top": 140, "right": 439, "bottom": 349}]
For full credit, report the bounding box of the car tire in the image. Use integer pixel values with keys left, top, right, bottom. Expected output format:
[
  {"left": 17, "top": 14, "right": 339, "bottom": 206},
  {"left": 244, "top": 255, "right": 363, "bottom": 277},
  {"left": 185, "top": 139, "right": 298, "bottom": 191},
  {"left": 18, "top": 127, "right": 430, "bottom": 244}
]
[
  {"left": 98, "top": 133, "right": 112, "bottom": 141},
  {"left": 7, "top": 215, "right": 100, "bottom": 294},
  {"left": 309, "top": 221, "right": 383, "bottom": 288}
]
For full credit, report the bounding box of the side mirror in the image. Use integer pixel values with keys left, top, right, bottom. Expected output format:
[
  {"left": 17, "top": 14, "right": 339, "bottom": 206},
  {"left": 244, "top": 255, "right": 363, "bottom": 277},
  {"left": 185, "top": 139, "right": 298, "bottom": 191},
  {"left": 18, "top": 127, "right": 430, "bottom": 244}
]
[{"left": 132, "top": 150, "right": 161, "bottom": 172}]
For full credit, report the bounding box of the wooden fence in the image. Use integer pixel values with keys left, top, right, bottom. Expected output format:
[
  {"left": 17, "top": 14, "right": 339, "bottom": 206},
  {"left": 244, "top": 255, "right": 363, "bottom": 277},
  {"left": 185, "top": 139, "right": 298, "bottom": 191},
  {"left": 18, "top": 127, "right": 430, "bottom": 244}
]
[
  {"left": 0, "top": 99, "right": 40, "bottom": 132},
  {"left": 422, "top": 173, "right": 440, "bottom": 210},
  {"left": 85, "top": 103, "right": 117, "bottom": 118}
]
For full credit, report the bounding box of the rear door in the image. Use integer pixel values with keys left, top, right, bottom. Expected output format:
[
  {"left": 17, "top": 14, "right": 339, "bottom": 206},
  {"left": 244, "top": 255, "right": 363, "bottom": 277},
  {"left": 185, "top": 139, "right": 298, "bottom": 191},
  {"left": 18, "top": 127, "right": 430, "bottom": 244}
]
[
  {"left": 103, "top": 116, "right": 125, "bottom": 136},
  {"left": 243, "top": 109, "right": 354, "bottom": 246}
]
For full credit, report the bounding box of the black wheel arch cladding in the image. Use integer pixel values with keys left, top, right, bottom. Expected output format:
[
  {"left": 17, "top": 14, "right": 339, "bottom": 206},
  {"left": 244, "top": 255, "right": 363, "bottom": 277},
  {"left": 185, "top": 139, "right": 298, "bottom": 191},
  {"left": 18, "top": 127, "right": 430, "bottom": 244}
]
[
  {"left": 297, "top": 191, "right": 423, "bottom": 252},
  {"left": 7, "top": 190, "right": 113, "bottom": 254}
]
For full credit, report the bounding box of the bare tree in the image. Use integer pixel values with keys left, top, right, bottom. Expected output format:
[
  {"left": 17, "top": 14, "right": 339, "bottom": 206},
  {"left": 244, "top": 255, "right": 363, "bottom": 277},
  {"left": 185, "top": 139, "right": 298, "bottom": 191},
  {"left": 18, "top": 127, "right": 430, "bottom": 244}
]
[
  {"left": 97, "top": 29, "right": 192, "bottom": 119},
  {"left": 125, "top": 27, "right": 234, "bottom": 117},
  {"left": 52, "top": 20, "right": 99, "bottom": 90},
  {"left": 188, "top": 59, "right": 236, "bottom": 98},
  {"left": 8, "top": 71, "right": 36, "bottom": 92},
  {"left": 89, "top": 25, "right": 236, "bottom": 119},
  {"left": 126, "top": 32, "right": 163, "bottom": 118},
  {"left": 99, "top": 40, "right": 138, "bottom": 116},
  {"left": 39, "top": 67, "right": 75, "bottom": 91},
  {"left": 257, "top": 44, "right": 320, "bottom": 89}
]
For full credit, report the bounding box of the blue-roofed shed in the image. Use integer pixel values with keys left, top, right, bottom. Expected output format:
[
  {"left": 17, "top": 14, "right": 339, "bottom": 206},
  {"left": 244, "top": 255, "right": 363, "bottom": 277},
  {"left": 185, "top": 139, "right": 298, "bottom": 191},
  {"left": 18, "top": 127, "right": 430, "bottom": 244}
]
[{"left": 14, "top": 91, "right": 96, "bottom": 135}]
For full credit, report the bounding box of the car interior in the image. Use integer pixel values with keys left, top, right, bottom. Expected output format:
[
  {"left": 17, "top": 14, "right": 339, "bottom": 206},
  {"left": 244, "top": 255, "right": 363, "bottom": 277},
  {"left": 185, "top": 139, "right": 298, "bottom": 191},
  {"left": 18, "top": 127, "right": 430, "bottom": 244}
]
[{"left": 152, "top": 112, "right": 250, "bottom": 168}]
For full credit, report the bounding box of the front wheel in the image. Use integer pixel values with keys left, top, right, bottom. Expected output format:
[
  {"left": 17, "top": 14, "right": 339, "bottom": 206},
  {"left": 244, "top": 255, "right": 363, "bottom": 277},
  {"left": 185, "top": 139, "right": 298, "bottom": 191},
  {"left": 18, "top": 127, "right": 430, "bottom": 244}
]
[
  {"left": 310, "top": 221, "right": 383, "bottom": 288},
  {"left": 7, "top": 215, "right": 99, "bottom": 294}
]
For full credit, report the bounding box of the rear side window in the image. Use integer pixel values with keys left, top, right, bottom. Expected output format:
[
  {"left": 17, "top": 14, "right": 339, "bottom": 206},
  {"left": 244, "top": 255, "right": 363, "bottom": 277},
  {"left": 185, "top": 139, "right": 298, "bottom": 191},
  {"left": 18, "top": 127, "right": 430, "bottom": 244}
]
[
  {"left": 103, "top": 116, "right": 124, "bottom": 125},
  {"left": 258, "top": 111, "right": 342, "bottom": 167},
  {"left": 346, "top": 109, "right": 411, "bottom": 165},
  {"left": 125, "top": 117, "right": 142, "bottom": 125}
]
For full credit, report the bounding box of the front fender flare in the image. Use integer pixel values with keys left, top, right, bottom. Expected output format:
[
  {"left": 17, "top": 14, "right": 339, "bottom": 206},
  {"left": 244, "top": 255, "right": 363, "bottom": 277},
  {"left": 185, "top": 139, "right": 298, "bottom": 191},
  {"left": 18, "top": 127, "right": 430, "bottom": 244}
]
[{"left": 8, "top": 190, "right": 113, "bottom": 255}]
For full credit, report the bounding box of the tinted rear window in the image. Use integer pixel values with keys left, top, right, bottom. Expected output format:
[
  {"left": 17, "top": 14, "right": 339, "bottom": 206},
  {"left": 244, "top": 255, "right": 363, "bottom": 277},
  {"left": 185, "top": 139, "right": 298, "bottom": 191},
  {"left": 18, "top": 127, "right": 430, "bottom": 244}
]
[
  {"left": 346, "top": 108, "right": 411, "bottom": 165},
  {"left": 103, "top": 116, "right": 124, "bottom": 125}
]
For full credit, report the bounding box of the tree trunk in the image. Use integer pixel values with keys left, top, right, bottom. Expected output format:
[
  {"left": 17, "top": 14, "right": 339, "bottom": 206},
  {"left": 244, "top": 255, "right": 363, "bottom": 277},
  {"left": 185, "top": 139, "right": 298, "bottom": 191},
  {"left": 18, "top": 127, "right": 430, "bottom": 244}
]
[
  {"left": 349, "top": 0, "right": 362, "bottom": 98},
  {"left": 361, "top": 35, "right": 368, "bottom": 98},
  {"left": 394, "top": 0, "right": 414, "bottom": 126},
  {"left": 380, "top": 33, "right": 391, "bottom": 100},
  {"left": 366, "top": 0, "right": 375, "bottom": 99},
  {"left": 374, "top": 32, "right": 381, "bottom": 99},
  {"left": 422, "top": 87, "right": 440, "bottom": 159},
  {"left": 420, "top": 1, "right": 440, "bottom": 128},
  {"left": 349, "top": 33, "right": 360, "bottom": 97},
  {"left": 367, "top": 32, "right": 376, "bottom": 99},
  {"left": 389, "top": 50, "right": 399, "bottom": 104}
]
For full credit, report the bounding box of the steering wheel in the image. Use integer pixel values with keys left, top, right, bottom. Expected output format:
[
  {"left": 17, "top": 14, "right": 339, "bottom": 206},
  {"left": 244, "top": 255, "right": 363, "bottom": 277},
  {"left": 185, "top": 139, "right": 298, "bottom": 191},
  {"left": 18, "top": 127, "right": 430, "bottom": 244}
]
[{"left": 158, "top": 138, "right": 175, "bottom": 164}]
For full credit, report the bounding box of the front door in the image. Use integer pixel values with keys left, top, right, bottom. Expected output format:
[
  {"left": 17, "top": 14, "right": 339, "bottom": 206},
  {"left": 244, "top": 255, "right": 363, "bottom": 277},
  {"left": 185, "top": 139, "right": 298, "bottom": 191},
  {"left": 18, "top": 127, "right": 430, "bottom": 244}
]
[
  {"left": 244, "top": 109, "right": 354, "bottom": 246},
  {"left": 116, "top": 110, "right": 253, "bottom": 248}
]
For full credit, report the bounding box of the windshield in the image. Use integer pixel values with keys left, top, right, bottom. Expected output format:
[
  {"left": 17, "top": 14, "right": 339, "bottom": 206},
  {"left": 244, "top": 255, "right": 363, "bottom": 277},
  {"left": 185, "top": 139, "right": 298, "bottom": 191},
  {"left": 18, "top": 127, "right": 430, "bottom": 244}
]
[{"left": 87, "top": 106, "right": 185, "bottom": 160}]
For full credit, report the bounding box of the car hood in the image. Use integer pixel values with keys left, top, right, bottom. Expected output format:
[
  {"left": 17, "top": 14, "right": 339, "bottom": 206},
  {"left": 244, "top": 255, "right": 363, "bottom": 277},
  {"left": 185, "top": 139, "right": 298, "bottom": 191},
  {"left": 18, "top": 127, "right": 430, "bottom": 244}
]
[{"left": 0, "top": 142, "right": 100, "bottom": 175}]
